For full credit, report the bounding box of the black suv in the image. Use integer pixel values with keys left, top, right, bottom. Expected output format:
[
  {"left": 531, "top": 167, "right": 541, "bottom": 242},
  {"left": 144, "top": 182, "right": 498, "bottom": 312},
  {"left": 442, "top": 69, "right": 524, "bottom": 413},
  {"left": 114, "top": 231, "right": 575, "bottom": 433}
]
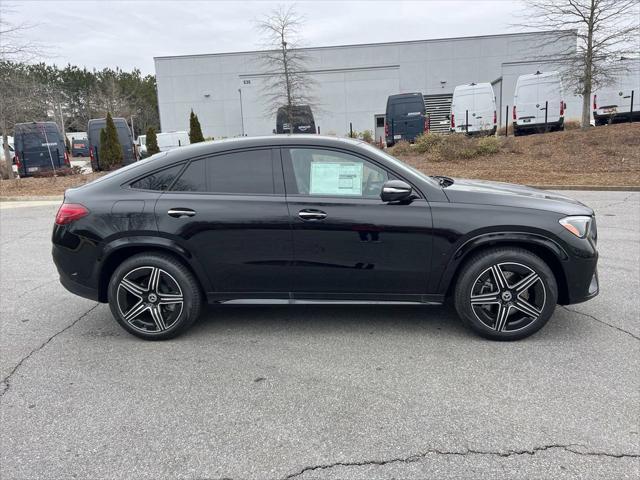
[{"left": 52, "top": 136, "right": 598, "bottom": 341}]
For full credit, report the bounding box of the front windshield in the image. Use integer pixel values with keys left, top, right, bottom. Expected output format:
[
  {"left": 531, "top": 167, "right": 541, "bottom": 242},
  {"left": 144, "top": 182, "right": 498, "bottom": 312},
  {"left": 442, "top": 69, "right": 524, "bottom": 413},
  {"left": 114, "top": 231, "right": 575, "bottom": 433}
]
[{"left": 359, "top": 142, "right": 439, "bottom": 187}]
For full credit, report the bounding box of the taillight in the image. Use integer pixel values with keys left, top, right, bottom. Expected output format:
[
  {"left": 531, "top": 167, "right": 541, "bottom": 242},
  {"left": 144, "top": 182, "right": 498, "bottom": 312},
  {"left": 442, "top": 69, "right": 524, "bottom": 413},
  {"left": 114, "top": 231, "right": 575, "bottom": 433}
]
[
  {"left": 560, "top": 101, "right": 564, "bottom": 116},
  {"left": 15, "top": 152, "right": 21, "bottom": 168},
  {"left": 384, "top": 123, "right": 389, "bottom": 136},
  {"left": 493, "top": 110, "right": 497, "bottom": 124},
  {"left": 593, "top": 95, "right": 597, "bottom": 110},
  {"left": 55, "top": 203, "right": 89, "bottom": 225},
  {"left": 424, "top": 116, "right": 429, "bottom": 133},
  {"left": 64, "top": 151, "right": 70, "bottom": 166},
  {"left": 513, "top": 106, "right": 517, "bottom": 120},
  {"left": 89, "top": 146, "right": 94, "bottom": 161},
  {"left": 451, "top": 113, "right": 455, "bottom": 128}
]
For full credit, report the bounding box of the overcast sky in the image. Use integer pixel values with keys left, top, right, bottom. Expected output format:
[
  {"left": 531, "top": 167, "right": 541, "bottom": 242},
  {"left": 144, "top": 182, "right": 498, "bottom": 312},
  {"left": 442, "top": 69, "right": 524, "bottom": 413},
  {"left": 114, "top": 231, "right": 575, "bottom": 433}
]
[{"left": 4, "top": 0, "right": 528, "bottom": 74}]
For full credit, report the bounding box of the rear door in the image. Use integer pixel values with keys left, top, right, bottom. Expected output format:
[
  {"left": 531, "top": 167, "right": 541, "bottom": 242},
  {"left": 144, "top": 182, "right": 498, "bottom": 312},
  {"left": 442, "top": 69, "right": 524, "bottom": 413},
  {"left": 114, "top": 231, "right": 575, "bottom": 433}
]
[
  {"left": 154, "top": 148, "right": 293, "bottom": 299},
  {"left": 389, "top": 98, "right": 425, "bottom": 141},
  {"left": 474, "top": 89, "right": 495, "bottom": 132},
  {"left": 515, "top": 79, "right": 538, "bottom": 125},
  {"left": 537, "top": 75, "right": 561, "bottom": 123},
  {"left": 16, "top": 125, "right": 64, "bottom": 173}
]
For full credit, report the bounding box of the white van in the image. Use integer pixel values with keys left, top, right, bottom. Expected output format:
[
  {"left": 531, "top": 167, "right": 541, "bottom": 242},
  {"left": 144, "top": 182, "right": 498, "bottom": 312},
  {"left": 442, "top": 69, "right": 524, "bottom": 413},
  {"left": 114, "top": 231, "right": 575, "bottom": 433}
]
[
  {"left": 157, "top": 131, "right": 190, "bottom": 152},
  {"left": 593, "top": 60, "right": 640, "bottom": 125},
  {"left": 450, "top": 83, "right": 497, "bottom": 135},
  {"left": 513, "top": 71, "right": 565, "bottom": 135}
]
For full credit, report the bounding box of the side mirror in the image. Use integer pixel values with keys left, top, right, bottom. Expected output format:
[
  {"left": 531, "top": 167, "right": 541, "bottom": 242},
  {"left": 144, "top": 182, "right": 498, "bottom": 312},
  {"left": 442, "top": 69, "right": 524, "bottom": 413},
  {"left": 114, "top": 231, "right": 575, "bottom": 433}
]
[{"left": 381, "top": 179, "right": 413, "bottom": 203}]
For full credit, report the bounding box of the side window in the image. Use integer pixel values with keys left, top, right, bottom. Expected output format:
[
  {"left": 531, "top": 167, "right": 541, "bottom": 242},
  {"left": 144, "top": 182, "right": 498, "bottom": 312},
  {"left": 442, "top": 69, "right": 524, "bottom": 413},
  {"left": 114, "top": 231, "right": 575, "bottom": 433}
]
[
  {"left": 207, "top": 149, "right": 274, "bottom": 194},
  {"left": 131, "top": 164, "right": 183, "bottom": 191},
  {"left": 171, "top": 159, "right": 206, "bottom": 192},
  {"left": 287, "top": 148, "right": 388, "bottom": 198}
]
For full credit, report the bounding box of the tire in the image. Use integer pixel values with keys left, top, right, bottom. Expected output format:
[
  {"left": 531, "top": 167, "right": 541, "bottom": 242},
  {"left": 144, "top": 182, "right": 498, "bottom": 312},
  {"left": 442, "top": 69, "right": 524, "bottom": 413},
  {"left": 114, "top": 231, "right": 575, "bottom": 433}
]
[
  {"left": 108, "top": 253, "right": 203, "bottom": 340},
  {"left": 454, "top": 247, "right": 558, "bottom": 341}
]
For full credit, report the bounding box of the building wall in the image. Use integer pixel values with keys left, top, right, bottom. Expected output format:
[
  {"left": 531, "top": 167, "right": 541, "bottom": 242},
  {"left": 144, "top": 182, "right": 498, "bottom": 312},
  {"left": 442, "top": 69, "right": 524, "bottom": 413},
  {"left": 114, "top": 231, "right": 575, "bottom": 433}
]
[{"left": 155, "top": 31, "right": 578, "bottom": 137}]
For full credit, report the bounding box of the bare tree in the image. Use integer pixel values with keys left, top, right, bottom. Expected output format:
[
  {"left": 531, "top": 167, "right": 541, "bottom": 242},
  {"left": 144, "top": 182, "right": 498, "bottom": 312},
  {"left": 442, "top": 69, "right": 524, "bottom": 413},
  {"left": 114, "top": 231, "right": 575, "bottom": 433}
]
[
  {"left": 0, "top": 2, "right": 43, "bottom": 178},
  {"left": 257, "top": 5, "right": 317, "bottom": 131},
  {"left": 518, "top": 0, "right": 640, "bottom": 128}
]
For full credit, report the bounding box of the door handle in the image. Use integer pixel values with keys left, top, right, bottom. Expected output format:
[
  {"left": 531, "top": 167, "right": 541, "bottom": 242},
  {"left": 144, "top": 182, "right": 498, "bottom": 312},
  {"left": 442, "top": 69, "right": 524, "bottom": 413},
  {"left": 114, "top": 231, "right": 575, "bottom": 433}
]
[
  {"left": 168, "top": 208, "right": 196, "bottom": 218},
  {"left": 298, "top": 209, "right": 327, "bottom": 221}
]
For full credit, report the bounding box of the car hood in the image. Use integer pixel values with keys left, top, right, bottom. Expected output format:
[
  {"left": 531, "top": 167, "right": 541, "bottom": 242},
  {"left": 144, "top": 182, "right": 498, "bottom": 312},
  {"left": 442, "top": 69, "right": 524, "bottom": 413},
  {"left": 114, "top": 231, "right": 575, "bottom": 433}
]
[{"left": 443, "top": 178, "right": 593, "bottom": 216}]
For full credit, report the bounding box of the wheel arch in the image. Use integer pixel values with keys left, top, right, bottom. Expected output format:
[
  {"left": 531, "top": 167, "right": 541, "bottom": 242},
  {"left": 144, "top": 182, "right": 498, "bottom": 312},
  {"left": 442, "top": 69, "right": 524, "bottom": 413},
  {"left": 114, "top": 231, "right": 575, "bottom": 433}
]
[
  {"left": 440, "top": 232, "right": 570, "bottom": 305},
  {"left": 98, "top": 238, "right": 210, "bottom": 302}
]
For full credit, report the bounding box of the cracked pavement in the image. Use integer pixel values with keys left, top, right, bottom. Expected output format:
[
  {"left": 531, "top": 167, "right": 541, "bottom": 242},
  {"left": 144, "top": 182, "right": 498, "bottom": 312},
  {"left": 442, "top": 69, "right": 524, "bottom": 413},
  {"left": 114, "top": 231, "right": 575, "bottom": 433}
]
[{"left": 0, "top": 191, "right": 638, "bottom": 479}]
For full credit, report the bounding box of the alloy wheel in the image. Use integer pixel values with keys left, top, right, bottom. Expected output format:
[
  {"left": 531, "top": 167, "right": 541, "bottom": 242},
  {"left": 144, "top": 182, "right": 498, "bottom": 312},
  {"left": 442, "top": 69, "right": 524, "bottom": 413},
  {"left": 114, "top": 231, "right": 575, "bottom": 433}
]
[
  {"left": 116, "top": 266, "right": 184, "bottom": 333},
  {"left": 470, "top": 262, "right": 546, "bottom": 333}
]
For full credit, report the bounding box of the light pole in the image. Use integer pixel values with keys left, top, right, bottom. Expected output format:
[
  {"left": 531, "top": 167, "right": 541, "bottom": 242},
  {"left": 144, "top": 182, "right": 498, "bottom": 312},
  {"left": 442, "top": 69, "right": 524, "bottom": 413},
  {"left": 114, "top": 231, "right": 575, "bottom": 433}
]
[{"left": 238, "top": 88, "right": 245, "bottom": 136}]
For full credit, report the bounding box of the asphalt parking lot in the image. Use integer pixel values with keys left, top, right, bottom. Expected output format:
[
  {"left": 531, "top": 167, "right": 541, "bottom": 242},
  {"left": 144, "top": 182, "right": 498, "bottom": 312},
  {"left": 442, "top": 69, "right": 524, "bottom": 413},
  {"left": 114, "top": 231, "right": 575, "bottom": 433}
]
[{"left": 0, "top": 190, "right": 638, "bottom": 479}]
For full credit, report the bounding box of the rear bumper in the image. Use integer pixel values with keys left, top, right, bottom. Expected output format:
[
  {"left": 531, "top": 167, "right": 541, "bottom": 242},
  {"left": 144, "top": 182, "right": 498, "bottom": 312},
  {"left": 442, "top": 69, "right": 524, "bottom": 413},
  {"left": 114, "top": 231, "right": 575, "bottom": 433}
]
[
  {"left": 514, "top": 119, "right": 564, "bottom": 132},
  {"left": 58, "top": 270, "right": 100, "bottom": 301}
]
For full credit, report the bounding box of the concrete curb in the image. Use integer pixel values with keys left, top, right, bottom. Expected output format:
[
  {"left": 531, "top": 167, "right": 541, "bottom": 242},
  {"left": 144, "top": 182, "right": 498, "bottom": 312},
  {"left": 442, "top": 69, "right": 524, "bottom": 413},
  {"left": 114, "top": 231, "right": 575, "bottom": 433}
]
[
  {"left": 0, "top": 196, "right": 63, "bottom": 202},
  {"left": 528, "top": 185, "right": 640, "bottom": 191}
]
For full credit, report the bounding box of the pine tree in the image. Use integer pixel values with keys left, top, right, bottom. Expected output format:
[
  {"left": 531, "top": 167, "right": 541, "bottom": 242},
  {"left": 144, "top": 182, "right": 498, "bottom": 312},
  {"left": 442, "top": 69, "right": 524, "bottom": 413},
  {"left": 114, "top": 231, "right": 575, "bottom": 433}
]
[
  {"left": 189, "top": 109, "right": 205, "bottom": 144},
  {"left": 146, "top": 127, "right": 160, "bottom": 155},
  {"left": 98, "top": 112, "right": 123, "bottom": 170}
]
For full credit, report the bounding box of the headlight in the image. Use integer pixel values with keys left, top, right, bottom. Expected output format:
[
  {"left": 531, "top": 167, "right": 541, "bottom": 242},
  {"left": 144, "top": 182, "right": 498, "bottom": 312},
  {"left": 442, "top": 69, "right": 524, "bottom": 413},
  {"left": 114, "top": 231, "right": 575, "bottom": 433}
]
[{"left": 559, "top": 216, "right": 592, "bottom": 238}]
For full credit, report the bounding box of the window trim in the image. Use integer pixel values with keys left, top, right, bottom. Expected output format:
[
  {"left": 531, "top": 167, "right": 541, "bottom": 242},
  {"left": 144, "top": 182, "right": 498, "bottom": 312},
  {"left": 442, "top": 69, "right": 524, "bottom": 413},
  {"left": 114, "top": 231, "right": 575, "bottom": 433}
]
[
  {"left": 136, "top": 147, "right": 284, "bottom": 196},
  {"left": 126, "top": 161, "right": 188, "bottom": 192},
  {"left": 280, "top": 146, "right": 424, "bottom": 200}
]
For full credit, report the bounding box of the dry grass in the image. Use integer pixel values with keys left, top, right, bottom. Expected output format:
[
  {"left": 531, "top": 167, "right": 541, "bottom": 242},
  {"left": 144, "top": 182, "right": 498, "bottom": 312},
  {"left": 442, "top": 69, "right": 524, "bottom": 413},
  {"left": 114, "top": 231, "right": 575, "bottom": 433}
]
[
  {"left": 395, "top": 123, "right": 640, "bottom": 186},
  {"left": 0, "top": 172, "right": 106, "bottom": 197}
]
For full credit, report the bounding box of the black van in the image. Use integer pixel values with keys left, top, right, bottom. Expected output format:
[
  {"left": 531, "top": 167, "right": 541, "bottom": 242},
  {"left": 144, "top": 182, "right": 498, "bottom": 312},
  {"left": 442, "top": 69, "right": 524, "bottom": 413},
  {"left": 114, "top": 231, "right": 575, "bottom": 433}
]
[
  {"left": 13, "top": 122, "right": 69, "bottom": 177},
  {"left": 385, "top": 93, "right": 428, "bottom": 147},
  {"left": 276, "top": 105, "right": 316, "bottom": 134},
  {"left": 87, "top": 117, "right": 136, "bottom": 171},
  {"left": 71, "top": 137, "right": 89, "bottom": 157}
]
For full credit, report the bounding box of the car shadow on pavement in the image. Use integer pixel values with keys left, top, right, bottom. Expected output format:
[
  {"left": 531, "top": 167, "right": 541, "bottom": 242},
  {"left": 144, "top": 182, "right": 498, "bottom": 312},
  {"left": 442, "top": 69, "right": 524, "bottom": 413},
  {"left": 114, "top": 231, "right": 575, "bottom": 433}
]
[{"left": 174, "top": 302, "right": 587, "bottom": 344}]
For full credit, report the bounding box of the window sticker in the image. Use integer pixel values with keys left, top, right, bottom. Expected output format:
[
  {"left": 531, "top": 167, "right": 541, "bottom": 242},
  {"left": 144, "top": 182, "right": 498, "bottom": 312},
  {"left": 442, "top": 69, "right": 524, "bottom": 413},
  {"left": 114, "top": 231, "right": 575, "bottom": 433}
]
[{"left": 310, "top": 161, "right": 363, "bottom": 196}]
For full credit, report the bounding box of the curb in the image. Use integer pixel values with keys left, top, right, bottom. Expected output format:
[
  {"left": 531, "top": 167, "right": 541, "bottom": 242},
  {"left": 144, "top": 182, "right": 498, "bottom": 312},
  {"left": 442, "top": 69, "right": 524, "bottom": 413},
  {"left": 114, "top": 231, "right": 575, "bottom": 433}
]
[
  {"left": 528, "top": 185, "right": 640, "bottom": 191},
  {"left": 0, "top": 196, "right": 63, "bottom": 202}
]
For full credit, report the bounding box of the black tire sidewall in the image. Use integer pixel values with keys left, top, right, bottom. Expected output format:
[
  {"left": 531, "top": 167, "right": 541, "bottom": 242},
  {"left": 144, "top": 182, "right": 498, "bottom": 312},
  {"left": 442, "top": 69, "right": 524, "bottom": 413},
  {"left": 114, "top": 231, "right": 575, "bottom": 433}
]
[
  {"left": 108, "top": 253, "right": 202, "bottom": 340},
  {"left": 455, "top": 248, "right": 558, "bottom": 341}
]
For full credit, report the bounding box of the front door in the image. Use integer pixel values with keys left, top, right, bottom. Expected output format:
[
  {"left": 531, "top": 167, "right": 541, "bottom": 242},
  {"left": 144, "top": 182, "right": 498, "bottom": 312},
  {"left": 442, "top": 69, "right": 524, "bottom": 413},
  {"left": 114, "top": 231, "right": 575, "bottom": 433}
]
[
  {"left": 154, "top": 148, "right": 292, "bottom": 298},
  {"left": 282, "top": 146, "right": 433, "bottom": 300}
]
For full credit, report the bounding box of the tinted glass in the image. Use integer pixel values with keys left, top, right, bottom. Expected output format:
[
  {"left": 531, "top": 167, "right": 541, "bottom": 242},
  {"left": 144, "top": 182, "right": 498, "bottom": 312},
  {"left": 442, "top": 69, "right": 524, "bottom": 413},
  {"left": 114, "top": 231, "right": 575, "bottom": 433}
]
[
  {"left": 288, "top": 148, "right": 388, "bottom": 198},
  {"left": 390, "top": 100, "right": 424, "bottom": 117},
  {"left": 207, "top": 150, "right": 274, "bottom": 194},
  {"left": 131, "top": 164, "right": 183, "bottom": 191},
  {"left": 172, "top": 159, "right": 206, "bottom": 192}
]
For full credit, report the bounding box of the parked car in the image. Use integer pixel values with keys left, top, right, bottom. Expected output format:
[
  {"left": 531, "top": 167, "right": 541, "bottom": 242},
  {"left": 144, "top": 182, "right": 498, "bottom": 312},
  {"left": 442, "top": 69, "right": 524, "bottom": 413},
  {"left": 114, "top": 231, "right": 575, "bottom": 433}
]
[
  {"left": 385, "top": 92, "right": 427, "bottom": 147},
  {"left": 513, "top": 71, "right": 565, "bottom": 136},
  {"left": 157, "top": 131, "right": 190, "bottom": 152},
  {"left": 71, "top": 138, "right": 90, "bottom": 157},
  {"left": 13, "top": 122, "right": 69, "bottom": 176},
  {"left": 276, "top": 105, "right": 316, "bottom": 134},
  {"left": 593, "top": 61, "right": 640, "bottom": 125},
  {"left": 52, "top": 136, "right": 599, "bottom": 341},
  {"left": 87, "top": 117, "right": 136, "bottom": 170},
  {"left": 450, "top": 83, "right": 497, "bottom": 135}
]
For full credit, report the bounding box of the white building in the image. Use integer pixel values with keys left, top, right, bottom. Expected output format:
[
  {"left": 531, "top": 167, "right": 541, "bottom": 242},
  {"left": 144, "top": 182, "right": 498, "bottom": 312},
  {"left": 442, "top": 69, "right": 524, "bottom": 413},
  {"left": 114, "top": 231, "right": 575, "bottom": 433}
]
[{"left": 155, "top": 30, "right": 581, "bottom": 139}]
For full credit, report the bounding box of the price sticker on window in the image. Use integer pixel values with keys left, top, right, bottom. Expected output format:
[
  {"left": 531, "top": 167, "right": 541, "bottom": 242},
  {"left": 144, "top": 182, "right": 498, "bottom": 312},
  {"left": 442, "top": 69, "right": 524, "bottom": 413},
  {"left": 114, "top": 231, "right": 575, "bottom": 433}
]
[{"left": 310, "top": 161, "right": 363, "bottom": 196}]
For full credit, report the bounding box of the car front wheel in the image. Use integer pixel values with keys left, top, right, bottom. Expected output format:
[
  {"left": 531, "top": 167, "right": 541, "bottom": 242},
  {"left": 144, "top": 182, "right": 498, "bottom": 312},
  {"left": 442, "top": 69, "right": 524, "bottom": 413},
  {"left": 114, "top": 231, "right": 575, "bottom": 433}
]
[
  {"left": 108, "top": 253, "right": 202, "bottom": 340},
  {"left": 454, "top": 248, "right": 558, "bottom": 340}
]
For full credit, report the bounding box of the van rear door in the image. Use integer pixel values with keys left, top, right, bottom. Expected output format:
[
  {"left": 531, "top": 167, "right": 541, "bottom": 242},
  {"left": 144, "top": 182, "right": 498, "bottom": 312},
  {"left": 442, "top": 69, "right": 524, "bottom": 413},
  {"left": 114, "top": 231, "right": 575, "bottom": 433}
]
[
  {"left": 15, "top": 124, "right": 65, "bottom": 174},
  {"left": 388, "top": 97, "right": 425, "bottom": 141},
  {"left": 537, "top": 75, "right": 562, "bottom": 123},
  {"left": 473, "top": 87, "right": 495, "bottom": 132},
  {"left": 515, "top": 78, "right": 538, "bottom": 125}
]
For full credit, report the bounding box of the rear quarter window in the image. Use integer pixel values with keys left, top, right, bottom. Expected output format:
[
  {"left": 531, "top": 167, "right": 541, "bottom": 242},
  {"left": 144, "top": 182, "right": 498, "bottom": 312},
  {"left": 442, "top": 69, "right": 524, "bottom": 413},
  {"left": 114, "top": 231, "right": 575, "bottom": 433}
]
[{"left": 130, "top": 164, "right": 183, "bottom": 191}]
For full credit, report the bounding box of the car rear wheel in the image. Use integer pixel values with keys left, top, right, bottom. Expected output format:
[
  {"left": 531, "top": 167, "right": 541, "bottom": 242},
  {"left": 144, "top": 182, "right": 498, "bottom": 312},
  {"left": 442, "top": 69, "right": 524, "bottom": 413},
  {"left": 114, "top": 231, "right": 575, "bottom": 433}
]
[
  {"left": 454, "top": 248, "right": 557, "bottom": 340},
  {"left": 108, "top": 253, "right": 202, "bottom": 340}
]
